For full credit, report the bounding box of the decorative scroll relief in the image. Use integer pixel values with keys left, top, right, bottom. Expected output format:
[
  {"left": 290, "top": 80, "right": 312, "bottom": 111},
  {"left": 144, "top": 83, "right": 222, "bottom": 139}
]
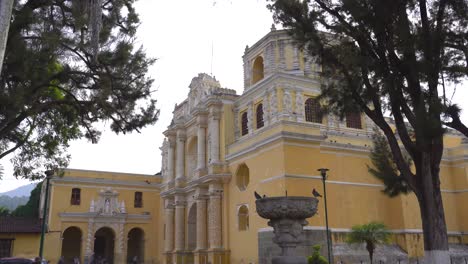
[
  {"left": 247, "top": 104, "right": 253, "bottom": 133},
  {"left": 295, "top": 91, "right": 304, "bottom": 121},
  {"left": 283, "top": 89, "right": 293, "bottom": 115},
  {"left": 234, "top": 106, "right": 240, "bottom": 139},
  {"left": 85, "top": 220, "right": 95, "bottom": 256},
  {"left": 161, "top": 139, "right": 168, "bottom": 179},
  {"left": 270, "top": 89, "right": 278, "bottom": 122},
  {"left": 188, "top": 73, "right": 221, "bottom": 111},
  {"left": 263, "top": 93, "right": 270, "bottom": 126},
  {"left": 279, "top": 40, "right": 286, "bottom": 70},
  {"left": 293, "top": 47, "right": 300, "bottom": 70},
  {"left": 89, "top": 188, "right": 126, "bottom": 215}
]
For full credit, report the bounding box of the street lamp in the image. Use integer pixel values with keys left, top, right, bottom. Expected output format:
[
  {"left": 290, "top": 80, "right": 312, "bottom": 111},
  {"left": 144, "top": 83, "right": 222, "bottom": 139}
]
[
  {"left": 39, "top": 170, "right": 54, "bottom": 259},
  {"left": 317, "top": 168, "right": 332, "bottom": 264}
]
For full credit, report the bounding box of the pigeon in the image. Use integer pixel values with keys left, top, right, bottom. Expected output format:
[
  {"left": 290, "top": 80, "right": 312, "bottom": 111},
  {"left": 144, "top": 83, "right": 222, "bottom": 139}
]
[
  {"left": 254, "top": 191, "right": 262, "bottom": 200},
  {"left": 312, "top": 188, "right": 322, "bottom": 198}
]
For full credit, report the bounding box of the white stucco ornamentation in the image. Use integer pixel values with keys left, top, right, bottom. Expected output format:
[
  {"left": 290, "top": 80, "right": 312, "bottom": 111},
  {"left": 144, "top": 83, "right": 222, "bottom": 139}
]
[
  {"left": 89, "top": 200, "right": 95, "bottom": 213},
  {"left": 293, "top": 47, "right": 299, "bottom": 70},
  {"left": 270, "top": 89, "right": 278, "bottom": 122},
  {"left": 247, "top": 104, "right": 253, "bottom": 134},
  {"left": 208, "top": 185, "right": 223, "bottom": 249},
  {"left": 283, "top": 89, "right": 292, "bottom": 117},
  {"left": 295, "top": 90, "right": 304, "bottom": 122},
  {"left": 263, "top": 93, "right": 270, "bottom": 126}
]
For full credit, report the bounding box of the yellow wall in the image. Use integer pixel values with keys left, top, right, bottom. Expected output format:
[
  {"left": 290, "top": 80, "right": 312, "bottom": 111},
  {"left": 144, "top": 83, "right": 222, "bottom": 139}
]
[
  {"left": 40, "top": 169, "right": 162, "bottom": 264},
  {"left": 0, "top": 233, "right": 40, "bottom": 259}
]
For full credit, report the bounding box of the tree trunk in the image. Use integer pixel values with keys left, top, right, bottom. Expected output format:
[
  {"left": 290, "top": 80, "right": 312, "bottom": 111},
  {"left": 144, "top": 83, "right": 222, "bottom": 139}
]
[
  {"left": 416, "top": 152, "right": 450, "bottom": 264},
  {"left": 0, "top": 0, "right": 14, "bottom": 74},
  {"left": 366, "top": 241, "right": 374, "bottom": 264}
]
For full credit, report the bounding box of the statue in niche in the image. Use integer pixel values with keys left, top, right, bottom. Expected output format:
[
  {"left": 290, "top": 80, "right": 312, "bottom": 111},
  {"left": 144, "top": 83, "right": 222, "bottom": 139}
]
[{"left": 104, "top": 198, "right": 110, "bottom": 214}]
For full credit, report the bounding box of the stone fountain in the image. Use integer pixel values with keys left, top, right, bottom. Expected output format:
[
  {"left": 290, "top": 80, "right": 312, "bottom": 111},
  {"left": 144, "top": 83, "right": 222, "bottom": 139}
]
[{"left": 256, "top": 196, "right": 319, "bottom": 264}]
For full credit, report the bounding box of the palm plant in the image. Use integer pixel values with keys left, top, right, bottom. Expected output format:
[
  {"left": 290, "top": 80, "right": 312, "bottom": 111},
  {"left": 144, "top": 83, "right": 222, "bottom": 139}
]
[{"left": 346, "top": 222, "right": 390, "bottom": 264}]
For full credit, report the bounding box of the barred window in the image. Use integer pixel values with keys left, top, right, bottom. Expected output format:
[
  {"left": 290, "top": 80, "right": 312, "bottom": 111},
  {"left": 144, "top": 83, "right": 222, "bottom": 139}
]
[
  {"left": 256, "top": 104, "right": 264, "bottom": 129},
  {"left": 346, "top": 112, "right": 362, "bottom": 129},
  {"left": 134, "top": 192, "right": 143, "bottom": 208},
  {"left": 305, "top": 98, "right": 322, "bottom": 123},
  {"left": 71, "top": 188, "right": 81, "bottom": 205},
  {"left": 241, "top": 112, "right": 249, "bottom": 136},
  {"left": 0, "top": 239, "right": 12, "bottom": 258}
]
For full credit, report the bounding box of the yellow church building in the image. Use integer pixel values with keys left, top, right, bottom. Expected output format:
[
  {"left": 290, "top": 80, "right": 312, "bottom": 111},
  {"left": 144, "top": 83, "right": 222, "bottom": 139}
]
[{"left": 3, "top": 28, "right": 467, "bottom": 264}]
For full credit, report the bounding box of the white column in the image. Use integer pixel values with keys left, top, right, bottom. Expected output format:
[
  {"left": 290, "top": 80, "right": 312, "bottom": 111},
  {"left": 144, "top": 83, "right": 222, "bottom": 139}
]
[
  {"left": 164, "top": 200, "right": 174, "bottom": 252},
  {"left": 197, "top": 116, "right": 207, "bottom": 170},
  {"left": 167, "top": 135, "right": 176, "bottom": 182},
  {"left": 209, "top": 110, "right": 220, "bottom": 164},
  {"left": 196, "top": 194, "right": 208, "bottom": 250},
  {"left": 175, "top": 130, "right": 185, "bottom": 180},
  {"left": 208, "top": 183, "right": 222, "bottom": 249},
  {"left": 174, "top": 196, "right": 186, "bottom": 252}
]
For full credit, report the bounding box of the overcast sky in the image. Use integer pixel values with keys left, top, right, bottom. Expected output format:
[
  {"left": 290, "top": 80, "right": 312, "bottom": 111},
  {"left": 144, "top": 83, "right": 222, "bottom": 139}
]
[
  {"left": 0, "top": 0, "right": 274, "bottom": 192},
  {"left": 1, "top": 0, "right": 467, "bottom": 193}
]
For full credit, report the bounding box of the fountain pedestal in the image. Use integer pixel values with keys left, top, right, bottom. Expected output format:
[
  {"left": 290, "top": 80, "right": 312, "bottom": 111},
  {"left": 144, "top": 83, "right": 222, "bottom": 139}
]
[{"left": 256, "top": 196, "right": 318, "bottom": 264}]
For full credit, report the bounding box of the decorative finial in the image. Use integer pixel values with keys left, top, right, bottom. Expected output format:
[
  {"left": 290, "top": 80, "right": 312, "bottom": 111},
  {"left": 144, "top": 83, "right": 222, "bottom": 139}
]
[{"left": 271, "top": 24, "right": 276, "bottom": 31}]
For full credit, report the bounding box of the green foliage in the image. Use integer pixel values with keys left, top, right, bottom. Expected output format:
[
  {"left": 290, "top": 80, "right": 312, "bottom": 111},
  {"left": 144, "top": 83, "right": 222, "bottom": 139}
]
[
  {"left": 347, "top": 222, "right": 390, "bottom": 264},
  {"left": 0, "top": 0, "right": 159, "bottom": 180},
  {"left": 0, "top": 206, "right": 10, "bottom": 216},
  {"left": 11, "top": 182, "right": 42, "bottom": 217},
  {"left": 0, "top": 195, "right": 28, "bottom": 210},
  {"left": 368, "top": 129, "right": 412, "bottom": 197},
  {"left": 307, "top": 244, "right": 328, "bottom": 264},
  {"left": 268, "top": 0, "right": 468, "bottom": 253}
]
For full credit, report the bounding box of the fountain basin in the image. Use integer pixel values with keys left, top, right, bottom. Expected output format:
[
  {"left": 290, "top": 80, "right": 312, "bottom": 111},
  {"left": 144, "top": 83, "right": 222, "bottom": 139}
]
[
  {"left": 255, "top": 196, "right": 319, "bottom": 264},
  {"left": 256, "top": 196, "right": 318, "bottom": 220}
]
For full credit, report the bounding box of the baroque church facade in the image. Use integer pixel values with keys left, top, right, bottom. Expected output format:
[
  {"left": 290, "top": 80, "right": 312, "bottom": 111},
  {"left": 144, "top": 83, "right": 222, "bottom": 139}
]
[
  {"left": 3, "top": 28, "right": 466, "bottom": 264},
  {"left": 158, "top": 28, "right": 468, "bottom": 264}
]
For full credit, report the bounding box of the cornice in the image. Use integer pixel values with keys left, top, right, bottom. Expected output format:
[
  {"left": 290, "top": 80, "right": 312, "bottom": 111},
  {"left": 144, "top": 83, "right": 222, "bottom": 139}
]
[
  {"left": 238, "top": 72, "right": 321, "bottom": 104},
  {"left": 51, "top": 176, "right": 162, "bottom": 189},
  {"left": 59, "top": 212, "right": 152, "bottom": 221},
  {"left": 160, "top": 173, "right": 231, "bottom": 197},
  {"left": 227, "top": 126, "right": 326, "bottom": 162}
]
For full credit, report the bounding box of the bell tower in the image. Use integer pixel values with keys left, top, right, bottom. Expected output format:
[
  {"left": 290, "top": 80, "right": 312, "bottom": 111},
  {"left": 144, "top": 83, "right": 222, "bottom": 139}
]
[{"left": 242, "top": 25, "right": 321, "bottom": 91}]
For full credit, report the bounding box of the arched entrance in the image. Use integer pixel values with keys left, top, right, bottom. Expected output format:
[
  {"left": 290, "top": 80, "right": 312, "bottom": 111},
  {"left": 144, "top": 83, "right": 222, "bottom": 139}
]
[
  {"left": 94, "top": 227, "right": 115, "bottom": 263},
  {"left": 127, "top": 228, "right": 144, "bottom": 263},
  {"left": 187, "top": 203, "right": 197, "bottom": 251},
  {"left": 61, "top": 226, "right": 82, "bottom": 263}
]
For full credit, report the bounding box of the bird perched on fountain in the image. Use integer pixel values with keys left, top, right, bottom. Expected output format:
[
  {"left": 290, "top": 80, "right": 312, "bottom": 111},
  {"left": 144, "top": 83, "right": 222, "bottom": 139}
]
[
  {"left": 254, "top": 191, "right": 262, "bottom": 200},
  {"left": 312, "top": 188, "right": 322, "bottom": 198}
]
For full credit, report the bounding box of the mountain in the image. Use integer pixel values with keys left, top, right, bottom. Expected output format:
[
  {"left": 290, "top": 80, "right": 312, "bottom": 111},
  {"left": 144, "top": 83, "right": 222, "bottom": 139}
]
[
  {"left": 0, "top": 183, "right": 37, "bottom": 197},
  {"left": 0, "top": 195, "right": 29, "bottom": 211}
]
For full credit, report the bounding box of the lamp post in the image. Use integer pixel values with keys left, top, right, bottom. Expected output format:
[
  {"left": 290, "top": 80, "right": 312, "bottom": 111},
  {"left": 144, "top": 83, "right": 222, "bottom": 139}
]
[
  {"left": 318, "top": 168, "right": 331, "bottom": 264},
  {"left": 39, "top": 170, "right": 54, "bottom": 259}
]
